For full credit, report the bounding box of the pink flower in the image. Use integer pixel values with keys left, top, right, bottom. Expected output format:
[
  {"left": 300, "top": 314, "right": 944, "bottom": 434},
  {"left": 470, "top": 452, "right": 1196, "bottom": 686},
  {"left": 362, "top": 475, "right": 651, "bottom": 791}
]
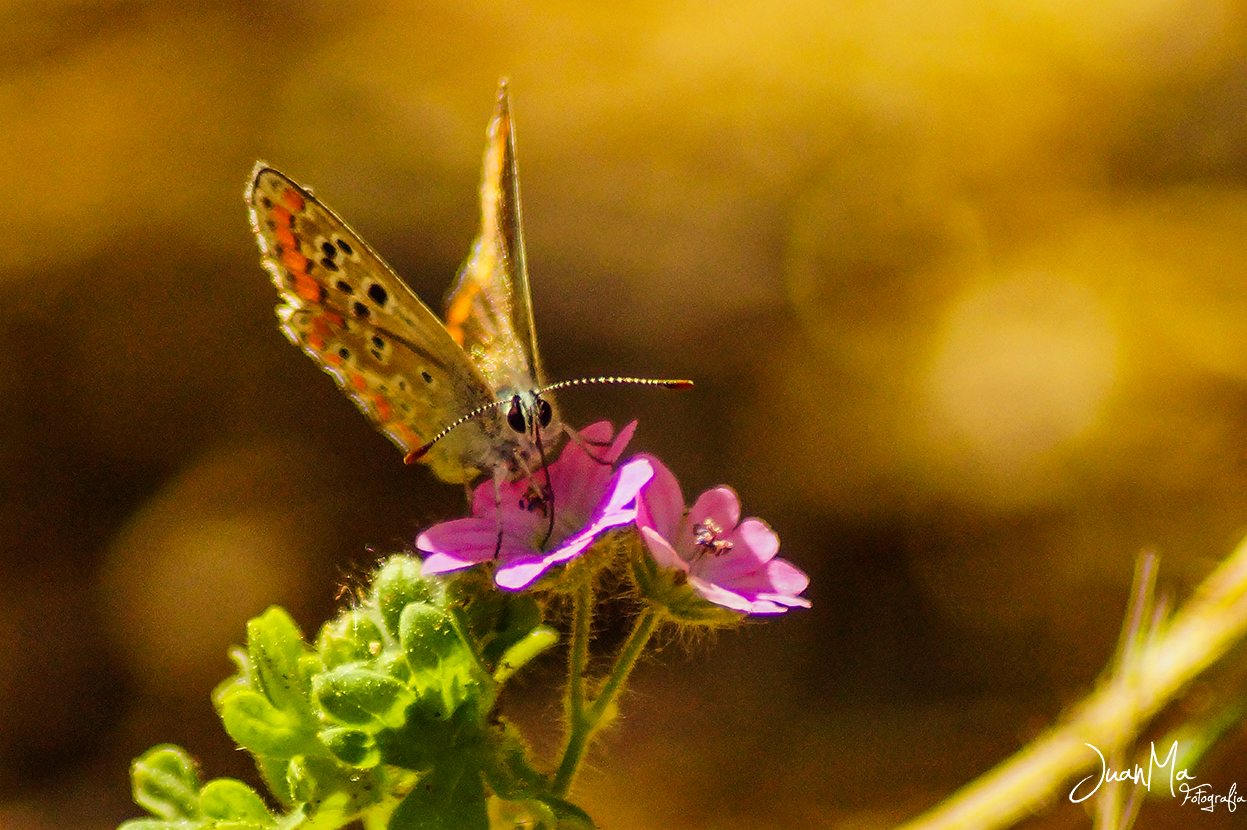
[
  {"left": 636, "top": 458, "right": 810, "bottom": 614},
  {"left": 418, "top": 422, "right": 652, "bottom": 591}
]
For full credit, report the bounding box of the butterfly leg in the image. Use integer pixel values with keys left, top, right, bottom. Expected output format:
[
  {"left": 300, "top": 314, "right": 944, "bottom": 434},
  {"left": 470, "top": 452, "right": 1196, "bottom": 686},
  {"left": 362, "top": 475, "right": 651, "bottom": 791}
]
[
  {"left": 491, "top": 469, "right": 507, "bottom": 560},
  {"left": 538, "top": 465, "right": 555, "bottom": 550},
  {"left": 528, "top": 423, "right": 559, "bottom": 549}
]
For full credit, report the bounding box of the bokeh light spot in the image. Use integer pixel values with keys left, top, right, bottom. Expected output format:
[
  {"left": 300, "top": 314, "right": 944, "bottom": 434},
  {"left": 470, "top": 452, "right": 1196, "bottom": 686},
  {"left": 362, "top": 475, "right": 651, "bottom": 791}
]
[{"left": 925, "top": 271, "right": 1118, "bottom": 466}]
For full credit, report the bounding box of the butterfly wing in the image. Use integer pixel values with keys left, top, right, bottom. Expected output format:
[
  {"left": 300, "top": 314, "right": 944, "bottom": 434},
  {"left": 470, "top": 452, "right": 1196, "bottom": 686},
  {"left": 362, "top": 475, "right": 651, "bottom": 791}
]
[
  {"left": 247, "top": 164, "right": 503, "bottom": 483},
  {"left": 443, "top": 83, "right": 547, "bottom": 394}
]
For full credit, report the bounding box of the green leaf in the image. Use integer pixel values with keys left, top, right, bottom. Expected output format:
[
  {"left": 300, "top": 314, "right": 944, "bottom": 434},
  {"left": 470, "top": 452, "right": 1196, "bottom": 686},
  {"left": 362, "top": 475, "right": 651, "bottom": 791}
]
[
  {"left": 199, "top": 778, "right": 274, "bottom": 824},
  {"left": 318, "top": 610, "right": 387, "bottom": 669},
  {"left": 218, "top": 688, "right": 315, "bottom": 758},
  {"left": 314, "top": 664, "right": 416, "bottom": 728},
  {"left": 247, "top": 607, "right": 316, "bottom": 718},
  {"left": 373, "top": 688, "right": 486, "bottom": 774},
  {"left": 130, "top": 745, "right": 201, "bottom": 821},
  {"left": 388, "top": 761, "right": 488, "bottom": 830},
  {"left": 319, "top": 726, "right": 381, "bottom": 768},
  {"left": 399, "top": 602, "right": 459, "bottom": 672},
  {"left": 214, "top": 646, "right": 255, "bottom": 700},
  {"left": 379, "top": 650, "right": 413, "bottom": 684},
  {"left": 475, "top": 592, "right": 543, "bottom": 665},
  {"left": 252, "top": 752, "right": 295, "bottom": 808},
  {"left": 284, "top": 754, "right": 388, "bottom": 826},
  {"left": 373, "top": 556, "right": 435, "bottom": 638},
  {"left": 479, "top": 721, "right": 546, "bottom": 800},
  {"left": 117, "top": 820, "right": 172, "bottom": 830}
]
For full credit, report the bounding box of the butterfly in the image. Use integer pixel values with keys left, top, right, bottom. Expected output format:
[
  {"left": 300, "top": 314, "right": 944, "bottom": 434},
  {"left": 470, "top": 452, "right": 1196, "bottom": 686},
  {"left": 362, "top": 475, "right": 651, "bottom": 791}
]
[{"left": 247, "top": 82, "right": 689, "bottom": 488}]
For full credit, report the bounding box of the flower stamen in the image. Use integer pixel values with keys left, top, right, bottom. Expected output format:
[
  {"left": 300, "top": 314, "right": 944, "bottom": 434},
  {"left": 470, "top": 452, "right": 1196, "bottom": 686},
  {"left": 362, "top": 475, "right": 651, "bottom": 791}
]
[{"left": 692, "top": 519, "right": 733, "bottom": 558}]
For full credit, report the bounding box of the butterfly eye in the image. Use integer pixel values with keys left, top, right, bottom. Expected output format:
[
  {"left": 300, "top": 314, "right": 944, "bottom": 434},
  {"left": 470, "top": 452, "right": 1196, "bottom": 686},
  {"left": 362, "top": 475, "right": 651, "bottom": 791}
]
[
  {"left": 506, "top": 395, "right": 527, "bottom": 433},
  {"left": 537, "top": 398, "right": 553, "bottom": 428}
]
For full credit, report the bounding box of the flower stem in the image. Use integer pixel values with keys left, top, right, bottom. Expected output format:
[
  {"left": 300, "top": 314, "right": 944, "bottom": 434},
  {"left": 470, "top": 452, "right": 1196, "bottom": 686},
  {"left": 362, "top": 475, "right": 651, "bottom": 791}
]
[
  {"left": 552, "top": 603, "right": 658, "bottom": 797},
  {"left": 897, "top": 535, "right": 1247, "bottom": 830},
  {"left": 552, "top": 580, "right": 593, "bottom": 796},
  {"left": 588, "top": 608, "right": 656, "bottom": 724},
  {"left": 568, "top": 579, "right": 592, "bottom": 717}
]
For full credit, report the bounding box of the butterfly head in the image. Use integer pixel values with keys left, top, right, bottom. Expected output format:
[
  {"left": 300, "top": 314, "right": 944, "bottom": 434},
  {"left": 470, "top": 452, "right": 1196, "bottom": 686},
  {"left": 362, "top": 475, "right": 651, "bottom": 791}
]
[
  {"left": 504, "top": 391, "right": 554, "bottom": 437},
  {"left": 403, "top": 386, "right": 562, "bottom": 481},
  {"left": 496, "top": 388, "right": 561, "bottom": 477}
]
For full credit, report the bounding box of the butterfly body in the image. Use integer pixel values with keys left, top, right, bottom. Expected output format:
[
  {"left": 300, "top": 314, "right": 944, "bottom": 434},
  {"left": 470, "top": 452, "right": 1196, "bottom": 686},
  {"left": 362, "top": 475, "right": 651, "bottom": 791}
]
[{"left": 247, "top": 84, "right": 560, "bottom": 485}]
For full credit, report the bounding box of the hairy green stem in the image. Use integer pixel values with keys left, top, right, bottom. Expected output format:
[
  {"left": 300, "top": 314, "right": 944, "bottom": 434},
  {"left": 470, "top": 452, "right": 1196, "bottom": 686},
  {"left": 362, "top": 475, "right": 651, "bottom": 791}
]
[
  {"left": 552, "top": 580, "right": 594, "bottom": 795},
  {"left": 587, "top": 609, "right": 656, "bottom": 724},
  {"left": 552, "top": 603, "right": 658, "bottom": 797}
]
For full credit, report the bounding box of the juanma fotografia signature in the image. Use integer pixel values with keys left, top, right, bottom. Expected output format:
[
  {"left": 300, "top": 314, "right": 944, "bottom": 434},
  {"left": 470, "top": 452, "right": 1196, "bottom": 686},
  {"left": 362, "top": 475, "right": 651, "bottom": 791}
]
[{"left": 1069, "top": 741, "right": 1246, "bottom": 812}]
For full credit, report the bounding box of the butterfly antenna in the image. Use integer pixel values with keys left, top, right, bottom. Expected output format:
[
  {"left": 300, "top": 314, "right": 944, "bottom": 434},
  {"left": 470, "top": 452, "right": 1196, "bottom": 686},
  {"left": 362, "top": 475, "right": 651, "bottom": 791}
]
[
  {"left": 404, "top": 377, "right": 693, "bottom": 465},
  {"left": 540, "top": 376, "right": 693, "bottom": 466},
  {"left": 404, "top": 398, "right": 513, "bottom": 464},
  {"left": 537, "top": 376, "right": 694, "bottom": 395}
]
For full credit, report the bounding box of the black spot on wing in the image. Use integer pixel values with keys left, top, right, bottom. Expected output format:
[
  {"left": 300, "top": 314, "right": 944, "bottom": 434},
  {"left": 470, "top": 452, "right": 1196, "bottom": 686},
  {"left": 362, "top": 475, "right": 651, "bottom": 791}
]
[{"left": 367, "top": 283, "right": 389, "bottom": 307}]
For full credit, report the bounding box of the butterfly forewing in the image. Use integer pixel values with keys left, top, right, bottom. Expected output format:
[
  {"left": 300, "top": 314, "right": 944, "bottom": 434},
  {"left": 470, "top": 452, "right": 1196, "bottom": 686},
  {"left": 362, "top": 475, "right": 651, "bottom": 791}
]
[
  {"left": 247, "top": 164, "right": 501, "bottom": 483},
  {"left": 444, "top": 84, "right": 548, "bottom": 395}
]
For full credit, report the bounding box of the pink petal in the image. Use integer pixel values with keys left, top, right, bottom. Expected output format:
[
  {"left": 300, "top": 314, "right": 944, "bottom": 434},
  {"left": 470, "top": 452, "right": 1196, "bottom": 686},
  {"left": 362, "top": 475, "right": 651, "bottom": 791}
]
[
  {"left": 689, "top": 575, "right": 798, "bottom": 614},
  {"left": 492, "top": 457, "right": 651, "bottom": 591},
  {"left": 601, "top": 457, "right": 653, "bottom": 515},
  {"left": 609, "top": 421, "right": 637, "bottom": 457},
  {"left": 495, "top": 556, "right": 559, "bottom": 591},
  {"left": 493, "top": 504, "right": 633, "bottom": 590},
  {"left": 576, "top": 420, "right": 617, "bottom": 448},
  {"left": 635, "top": 455, "right": 684, "bottom": 542},
  {"left": 754, "top": 594, "right": 812, "bottom": 610},
  {"left": 686, "top": 487, "right": 742, "bottom": 537},
  {"left": 547, "top": 421, "right": 634, "bottom": 518},
  {"left": 640, "top": 526, "right": 688, "bottom": 573},
  {"left": 686, "top": 576, "right": 755, "bottom": 613},
  {"left": 547, "top": 459, "right": 651, "bottom": 558},
  {"left": 688, "top": 515, "right": 780, "bottom": 586},
  {"left": 418, "top": 519, "right": 497, "bottom": 570},
  {"left": 420, "top": 551, "right": 476, "bottom": 575},
  {"left": 765, "top": 558, "right": 810, "bottom": 597},
  {"left": 693, "top": 555, "right": 811, "bottom": 611},
  {"left": 733, "top": 518, "right": 778, "bottom": 562}
]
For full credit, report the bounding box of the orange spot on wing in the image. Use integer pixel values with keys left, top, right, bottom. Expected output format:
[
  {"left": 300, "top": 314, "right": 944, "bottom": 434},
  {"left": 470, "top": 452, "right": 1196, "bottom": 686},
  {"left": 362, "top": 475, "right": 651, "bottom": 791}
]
[
  {"left": 306, "top": 315, "right": 334, "bottom": 350},
  {"left": 282, "top": 247, "right": 309, "bottom": 273},
  {"left": 446, "top": 283, "right": 479, "bottom": 324},
  {"left": 445, "top": 282, "right": 481, "bottom": 345},
  {"left": 292, "top": 272, "right": 322, "bottom": 303},
  {"left": 281, "top": 187, "right": 305, "bottom": 213},
  {"left": 392, "top": 423, "right": 422, "bottom": 446},
  {"left": 347, "top": 372, "right": 367, "bottom": 391},
  {"left": 275, "top": 226, "right": 296, "bottom": 249},
  {"left": 271, "top": 205, "right": 293, "bottom": 227},
  {"left": 369, "top": 396, "right": 393, "bottom": 422}
]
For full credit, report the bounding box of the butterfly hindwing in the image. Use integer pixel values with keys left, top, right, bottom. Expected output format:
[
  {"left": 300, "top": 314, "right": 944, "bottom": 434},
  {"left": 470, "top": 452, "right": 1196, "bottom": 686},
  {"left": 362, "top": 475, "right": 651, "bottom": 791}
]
[
  {"left": 247, "top": 164, "right": 501, "bottom": 482},
  {"left": 444, "top": 84, "right": 547, "bottom": 395}
]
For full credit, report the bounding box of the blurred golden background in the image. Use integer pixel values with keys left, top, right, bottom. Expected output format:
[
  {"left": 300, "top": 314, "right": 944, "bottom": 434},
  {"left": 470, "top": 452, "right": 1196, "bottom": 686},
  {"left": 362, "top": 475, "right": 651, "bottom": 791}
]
[{"left": 6, "top": 2, "right": 1247, "bottom": 828}]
